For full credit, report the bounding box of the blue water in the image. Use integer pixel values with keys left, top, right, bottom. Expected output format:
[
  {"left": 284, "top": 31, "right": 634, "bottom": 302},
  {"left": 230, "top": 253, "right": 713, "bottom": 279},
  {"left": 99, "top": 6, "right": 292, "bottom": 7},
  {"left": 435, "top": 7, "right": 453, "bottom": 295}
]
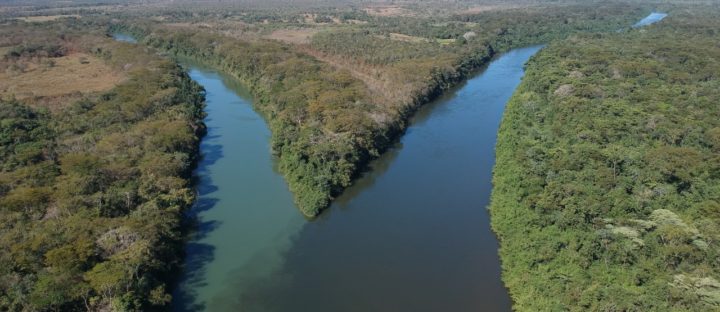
[
  {"left": 112, "top": 33, "right": 137, "bottom": 43},
  {"left": 633, "top": 12, "right": 668, "bottom": 27}
]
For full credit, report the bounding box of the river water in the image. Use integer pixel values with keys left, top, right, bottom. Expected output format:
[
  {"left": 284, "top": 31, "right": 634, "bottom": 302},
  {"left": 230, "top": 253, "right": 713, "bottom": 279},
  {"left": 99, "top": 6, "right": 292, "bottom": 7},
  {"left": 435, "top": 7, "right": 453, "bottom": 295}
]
[
  {"left": 112, "top": 12, "right": 662, "bottom": 311},
  {"left": 633, "top": 12, "right": 668, "bottom": 27},
  {"left": 166, "top": 46, "right": 541, "bottom": 312}
]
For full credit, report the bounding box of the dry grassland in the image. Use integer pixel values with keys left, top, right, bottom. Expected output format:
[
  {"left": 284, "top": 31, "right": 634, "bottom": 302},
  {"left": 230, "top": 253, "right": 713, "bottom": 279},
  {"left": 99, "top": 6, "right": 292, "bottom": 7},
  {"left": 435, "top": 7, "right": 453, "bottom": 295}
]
[
  {"left": 0, "top": 53, "right": 124, "bottom": 104},
  {"left": 458, "top": 4, "right": 525, "bottom": 15},
  {"left": 15, "top": 14, "right": 80, "bottom": 22},
  {"left": 267, "top": 28, "right": 319, "bottom": 44},
  {"left": 363, "top": 5, "right": 415, "bottom": 17}
]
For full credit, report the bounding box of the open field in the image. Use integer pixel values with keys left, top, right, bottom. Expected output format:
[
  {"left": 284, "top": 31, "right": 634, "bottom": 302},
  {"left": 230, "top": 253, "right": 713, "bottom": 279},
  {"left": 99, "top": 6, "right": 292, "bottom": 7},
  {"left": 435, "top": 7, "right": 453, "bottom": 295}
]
[
  {"left": 15, "top": 14, "right": 80, "bottom": 22},
  {"left": 387, "top": 32, "right": 430, "bottom": 43},
  {"left": 363, "top": 5, "right": 415, "bottom": 17},
  {"left": 0, "top": 53, "right": 124, "bottom": 102},
  {"left": 458, "top": 4, "right": 525, "bottom": 14},
  {"left": 267, "top": 28, "right": 320, "bottom": 44}
]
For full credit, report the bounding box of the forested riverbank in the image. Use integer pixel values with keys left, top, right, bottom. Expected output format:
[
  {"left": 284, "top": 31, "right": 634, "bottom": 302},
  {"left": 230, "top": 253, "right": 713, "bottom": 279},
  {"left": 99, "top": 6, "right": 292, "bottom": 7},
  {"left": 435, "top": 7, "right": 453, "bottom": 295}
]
[
  {"left": 2, "top": 2, "right": 708, "bottom": 310},
  {"left": 492, "top": 8, "right": 720, "bottom": 310},
  {"left": 110, "top": 23, "right": 382, "bottom": 217},
  {"left": 0, "top": 20, "right": 205, "bottom": 310},
  {"left": 108, "top": 3, "right": 647, "bottom": 216}
]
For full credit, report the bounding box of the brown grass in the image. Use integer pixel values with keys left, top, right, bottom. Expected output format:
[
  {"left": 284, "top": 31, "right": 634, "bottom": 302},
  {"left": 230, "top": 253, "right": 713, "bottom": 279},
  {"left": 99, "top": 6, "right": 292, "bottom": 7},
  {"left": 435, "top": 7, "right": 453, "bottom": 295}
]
[
  {"left": 386, "top": 33, "right": 430, "bottom": 43},
  {"left": 364, "top": 5, "right": 415, "bottom": 17},
  {"left": 165, "top": 22, "right": 214, "bottom": 29},
  {"left": 15, "top": 15, "right": 80, "bottom": 22},
  {"left": 458, "top": 4, "right": 524, "bottom": 15},
  {"left": 297, "top": 46, "right": 410, "bottom": 111},
  {"left": 267, "top": 28, "right": 319, "bottom": 45},
  {"left": 0, "top": 53, "right": 124, "bottom": 105}
]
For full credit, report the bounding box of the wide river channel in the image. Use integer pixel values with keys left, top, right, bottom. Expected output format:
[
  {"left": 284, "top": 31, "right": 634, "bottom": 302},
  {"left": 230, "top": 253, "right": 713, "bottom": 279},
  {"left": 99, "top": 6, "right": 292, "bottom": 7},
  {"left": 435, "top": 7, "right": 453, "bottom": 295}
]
[
  {"left": 113, "top": 13, "right": 664, "bottom": 310},
  {"left": 172, "top": 46, "right": 540, "bottom": 312}
]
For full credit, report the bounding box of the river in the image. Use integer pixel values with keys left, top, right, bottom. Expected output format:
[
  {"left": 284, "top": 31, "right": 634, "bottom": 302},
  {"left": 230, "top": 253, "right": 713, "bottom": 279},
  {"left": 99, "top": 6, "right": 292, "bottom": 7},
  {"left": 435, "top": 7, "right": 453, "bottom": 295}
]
[
  {"left": 633, "top": 12, "right": 668, "bottom": 27},
  {"left": 168, "top": 46, "right": 541, "bottom": 312},
  {"left": 112, "top": 12, "right": 663, "bottom": 311}
]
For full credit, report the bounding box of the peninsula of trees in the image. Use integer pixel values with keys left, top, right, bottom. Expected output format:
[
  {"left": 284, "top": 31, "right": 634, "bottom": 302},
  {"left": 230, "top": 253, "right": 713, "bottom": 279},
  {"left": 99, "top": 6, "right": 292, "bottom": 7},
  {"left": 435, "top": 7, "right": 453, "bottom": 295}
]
[{"left": 109, "top": 2, "right": 645, "bottom": 216}]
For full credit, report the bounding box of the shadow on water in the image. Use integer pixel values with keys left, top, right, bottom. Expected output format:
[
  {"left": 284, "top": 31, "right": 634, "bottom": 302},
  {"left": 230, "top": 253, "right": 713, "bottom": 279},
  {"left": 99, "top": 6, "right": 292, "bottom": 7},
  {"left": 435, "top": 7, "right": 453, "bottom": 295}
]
[
  {"left": 169, "top": 61, "right": 306, "bottom": 311},
  {"left": 173, "top": 138, "right": 225, "bottom": 311},
  {"left": 328, "top": 71, "right": 475, "bottom": 215},
  {"left": 110, "top": 32, "right": 222, "bottom": 312},
  {"left": 331, "top": 146, "right": 401, "bottom": 209}
]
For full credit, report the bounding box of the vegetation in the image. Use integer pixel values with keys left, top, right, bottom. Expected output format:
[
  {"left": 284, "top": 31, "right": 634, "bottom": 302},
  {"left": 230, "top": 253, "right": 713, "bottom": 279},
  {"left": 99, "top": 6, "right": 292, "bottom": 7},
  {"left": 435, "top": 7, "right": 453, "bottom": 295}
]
[
  {"left": 108, "top": 2, "right": 647, "bottom": 216},
  {"left": 0, "top": 20, "right": 205, "bottom": 310},
  {"left": 5, "top": 1, "right": 719, "bottom": 310},
  {"left": 491, "top": 8, "right": 720, "bottom": 310},
  {"left": 110, "top": 23, "right": 386, "bottom": 216}
]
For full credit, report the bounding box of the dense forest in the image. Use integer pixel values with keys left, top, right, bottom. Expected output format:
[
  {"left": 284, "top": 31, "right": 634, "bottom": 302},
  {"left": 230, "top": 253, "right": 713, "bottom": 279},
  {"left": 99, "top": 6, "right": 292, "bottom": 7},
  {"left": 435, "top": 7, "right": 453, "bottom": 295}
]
[
  {"left": 3, "top": 1, "right": 719, "bottom": 310},
  {"left": 110, "top": 22, "right": 383, "bottom": 217},
  {"left": 0, "top": 20, "right": 205, "bottom": 310},
  {"left": 491, "top": 8, "right": 720, "bottom": 310},
  {"left": 109, "top": 2, "right": 648, "bottom": 216}
]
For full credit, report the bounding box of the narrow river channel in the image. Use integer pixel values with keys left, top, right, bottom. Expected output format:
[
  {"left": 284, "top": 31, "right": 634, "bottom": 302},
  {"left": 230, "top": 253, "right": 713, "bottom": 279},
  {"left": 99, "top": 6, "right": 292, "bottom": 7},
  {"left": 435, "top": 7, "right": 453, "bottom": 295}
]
[{"left": 112, "top": 12, "right": 664, "bottom": 310}]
